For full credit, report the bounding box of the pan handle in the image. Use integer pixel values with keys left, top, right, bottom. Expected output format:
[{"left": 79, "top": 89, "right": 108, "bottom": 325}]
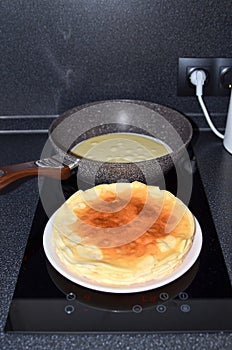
[{"left": 0, "top": 154, "right": 78, "bottom": 191}]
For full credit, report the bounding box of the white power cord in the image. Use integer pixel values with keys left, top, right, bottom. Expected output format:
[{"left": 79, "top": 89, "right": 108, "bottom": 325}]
[{"left": 189, "top": 70, "right": 224, "bottom": 139}]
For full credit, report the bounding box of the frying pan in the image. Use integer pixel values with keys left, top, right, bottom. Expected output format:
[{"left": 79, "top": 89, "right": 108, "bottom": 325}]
[{"left": 0, "top": 100, "right": 193, "bottom": 191}]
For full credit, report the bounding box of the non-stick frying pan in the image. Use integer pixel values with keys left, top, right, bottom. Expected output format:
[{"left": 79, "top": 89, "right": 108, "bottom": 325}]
[{"left": 0, "top": 100, "right": 193, "bottom": 191}]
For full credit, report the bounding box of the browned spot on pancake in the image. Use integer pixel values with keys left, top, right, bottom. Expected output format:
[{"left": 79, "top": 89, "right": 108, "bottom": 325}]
[{"left": 72, "top": 185, "right": 150, "bottom": 228}]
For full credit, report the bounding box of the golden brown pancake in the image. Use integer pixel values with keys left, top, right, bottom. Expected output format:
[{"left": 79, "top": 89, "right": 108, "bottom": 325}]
[{"left": 52, "top": 181, "right": 195, "bottom": 287}]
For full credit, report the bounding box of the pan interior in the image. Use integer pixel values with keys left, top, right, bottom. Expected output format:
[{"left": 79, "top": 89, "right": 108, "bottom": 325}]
[{"left": 70, "top": 132, "right": 171, "bottom": 163}]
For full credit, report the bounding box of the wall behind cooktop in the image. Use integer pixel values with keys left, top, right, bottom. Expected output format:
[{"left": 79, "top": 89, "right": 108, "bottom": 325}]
[{"left": 0, "top": 0, "right": 231, "bottom": 126}]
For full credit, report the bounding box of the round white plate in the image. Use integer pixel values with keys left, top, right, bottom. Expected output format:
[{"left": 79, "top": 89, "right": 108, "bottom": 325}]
[{"left": 43, "top": 212, "right": 203, "bottom": 294}]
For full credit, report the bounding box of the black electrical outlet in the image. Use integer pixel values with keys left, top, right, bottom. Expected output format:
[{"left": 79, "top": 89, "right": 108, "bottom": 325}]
[
  {"left": 178, "top": 57, "right": 232, "bottom": 96},
  {"left": 220, "top": 66, "right": 232, "bottom": 89}
]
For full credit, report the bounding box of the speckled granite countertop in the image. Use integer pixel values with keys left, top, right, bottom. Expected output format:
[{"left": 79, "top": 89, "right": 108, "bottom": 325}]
[{"left": 0, "top": 130, "right": 231, "bottom": 350}]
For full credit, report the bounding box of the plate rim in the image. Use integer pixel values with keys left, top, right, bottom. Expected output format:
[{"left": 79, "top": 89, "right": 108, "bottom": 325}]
[{"left": 43, "top": 211, "right": 203, "bottom": 294}]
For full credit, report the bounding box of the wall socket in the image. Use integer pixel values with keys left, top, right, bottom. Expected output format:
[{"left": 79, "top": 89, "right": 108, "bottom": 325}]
[{"left": 178, "top": 57, "right": 232, "bottom": 96}]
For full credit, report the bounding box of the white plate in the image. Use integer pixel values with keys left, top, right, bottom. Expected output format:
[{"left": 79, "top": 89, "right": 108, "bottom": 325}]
[{"left": 43, "top": 212, "right": 203, "bottom": 294}]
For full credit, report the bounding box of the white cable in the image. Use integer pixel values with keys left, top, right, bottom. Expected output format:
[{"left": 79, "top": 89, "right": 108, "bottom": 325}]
[
  {"left": 197, "top": 95, "right": 224, "bottom": 139},
  {"left": 189, "top": 70, "right": 224, "bottom": 139}
]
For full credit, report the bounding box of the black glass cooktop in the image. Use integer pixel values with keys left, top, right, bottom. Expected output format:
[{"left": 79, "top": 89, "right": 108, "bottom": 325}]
[{"left": 5, "top": 156, "right": 232, "bottom": 333}]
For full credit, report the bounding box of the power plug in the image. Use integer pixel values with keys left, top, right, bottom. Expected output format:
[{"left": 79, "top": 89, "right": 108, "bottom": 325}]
[
  {"left": 189, "top": 69, "right": 224, "bottom": 139},
  {"left": 189, "top": 68, "right": 232, "bottom": 153},
  {"left": 189, "top": 70, "right": 207, "bottom": 96}
]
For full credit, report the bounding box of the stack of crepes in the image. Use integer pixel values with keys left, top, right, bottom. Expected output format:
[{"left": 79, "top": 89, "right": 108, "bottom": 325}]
[{"left": 52, "top": 181, "right": 195, "bottom": 287}]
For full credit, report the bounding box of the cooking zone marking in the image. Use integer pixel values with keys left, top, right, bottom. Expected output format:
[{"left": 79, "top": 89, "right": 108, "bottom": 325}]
[{"left": 71, "top": 133, "right": 171, "bottom": 162}]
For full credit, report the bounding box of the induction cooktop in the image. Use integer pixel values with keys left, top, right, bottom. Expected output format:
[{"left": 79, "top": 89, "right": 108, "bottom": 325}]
[{"left": 4, "top": 155, "right": 232, "bottom": 333}]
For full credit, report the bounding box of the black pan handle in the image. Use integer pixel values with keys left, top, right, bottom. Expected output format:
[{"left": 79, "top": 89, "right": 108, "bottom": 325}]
[{"left": 0, "top": 154, "right": 80, "bottom": 190}]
